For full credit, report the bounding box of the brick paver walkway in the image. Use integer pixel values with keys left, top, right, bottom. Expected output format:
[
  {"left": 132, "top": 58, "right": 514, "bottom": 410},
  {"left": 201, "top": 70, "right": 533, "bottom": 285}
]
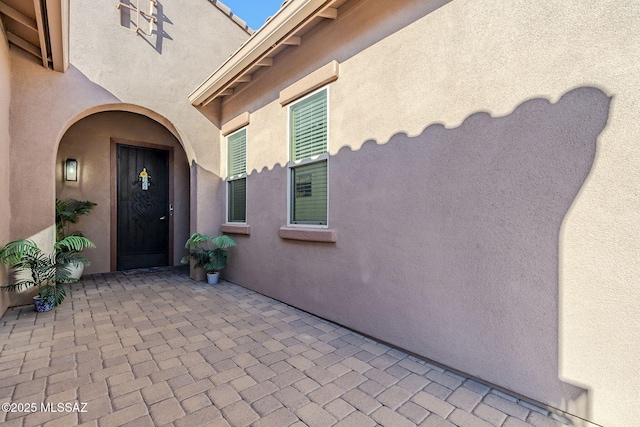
[{"left": 0, "top": 268, "right": 573, "bottom": 427}]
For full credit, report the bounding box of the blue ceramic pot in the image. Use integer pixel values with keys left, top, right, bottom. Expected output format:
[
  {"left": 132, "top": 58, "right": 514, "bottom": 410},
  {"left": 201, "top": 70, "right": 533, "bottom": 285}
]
[{"left": 33, "top": 296, "right": 55, "bottom": 312}]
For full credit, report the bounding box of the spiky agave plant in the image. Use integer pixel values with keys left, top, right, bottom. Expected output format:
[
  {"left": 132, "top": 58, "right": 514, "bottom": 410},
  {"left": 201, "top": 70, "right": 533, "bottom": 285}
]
[
  {"left": 0, "top": 235, "right": 95, "bottom": 307},
  {"left": 181, "top": 233, "right": 237, "bottom": 273}
]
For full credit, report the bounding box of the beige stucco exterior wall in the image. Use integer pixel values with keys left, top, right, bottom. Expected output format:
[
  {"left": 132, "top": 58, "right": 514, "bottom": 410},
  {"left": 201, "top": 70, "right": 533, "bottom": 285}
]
[
  {"left": 0, "top": 26, "right": 11, "bottom": 313},
  {"left": 5, "top": 0, "right": 249, "bottom": 300},
  {"left": 216, "top": 0, "right": 640, "bottom": 425},
  {"left": 55, "top": 111, "right": 190, "bottom": 274},
  {"left": 66, "top": 0, "right": 249, "bottom": 171}
]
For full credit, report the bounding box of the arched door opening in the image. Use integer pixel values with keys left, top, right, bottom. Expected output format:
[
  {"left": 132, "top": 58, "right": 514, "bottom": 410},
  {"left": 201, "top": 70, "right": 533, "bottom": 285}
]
[{"left": 56, "top": 110, "right": 190, "bottom": 273}]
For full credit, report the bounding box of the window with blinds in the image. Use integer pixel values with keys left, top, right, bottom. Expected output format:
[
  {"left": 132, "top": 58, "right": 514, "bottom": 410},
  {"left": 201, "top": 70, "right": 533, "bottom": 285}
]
[
  {"left": 228, "top": 178, "right": 246, "bottom": 223},
  {"left": 291, "top": 161, "right": 327, "bottom": 224},
  {"left": 289, "top": 88, "right": 328, "bottom": 225},
  {"left": 228, "top": 128, "right": 247, "bottom": 177},
  {"left": 290, "top": 89, "right": 327, "bottom": 161},
  {"left": 227, "top": 128, "right": 247, "bottom": 223}
]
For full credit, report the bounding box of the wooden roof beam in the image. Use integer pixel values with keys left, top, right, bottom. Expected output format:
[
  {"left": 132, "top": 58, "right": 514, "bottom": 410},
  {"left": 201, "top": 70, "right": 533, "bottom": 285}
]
[
  {"left": 282, "top": 36, "right": 301, "bottom": 46},
  {"left": 0, "top": 1, "right": 38, "bottom": 32},
  {"left": 6, "top": 31, "right": 42, "bottom": 58},
  {"left": 318, "top": 8, "right": 337, "bottom": 19},
  {"left": 33, "top": 0, "right": 49, "bottom": 67},
  {"left": 256, "top": 57, "right": 273, "bottom": 67}
]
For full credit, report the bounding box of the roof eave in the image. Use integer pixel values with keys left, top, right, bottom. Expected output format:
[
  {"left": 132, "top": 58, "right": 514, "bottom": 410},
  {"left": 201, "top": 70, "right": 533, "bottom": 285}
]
[
  {"left": 0, "top": 0, "right": 69, "bottom": 71},
  {"left": 189, "top": 0, "right": 341, "bottom": 107},
  {"left": 45, "top": 0, "right": 69, "bottom": 72}
]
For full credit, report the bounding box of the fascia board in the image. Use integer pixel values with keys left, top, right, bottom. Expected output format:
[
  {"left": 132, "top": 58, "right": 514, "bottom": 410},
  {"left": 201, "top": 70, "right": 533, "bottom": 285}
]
[
  {"left": 189, "top": 0, "right": 334, "bottom": 107},
  {"left": 45, "top": 0, "right": 69, "bottom": 72}
]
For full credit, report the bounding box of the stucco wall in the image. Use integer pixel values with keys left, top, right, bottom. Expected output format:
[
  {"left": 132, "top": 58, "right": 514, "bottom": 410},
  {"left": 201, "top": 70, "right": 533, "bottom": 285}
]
[
  {"left": 68, "top": 0, "right": 249, "bottom": 171},
  {"left": 216, "top": 0, "right": 640, "bottom": 425},
  {"left": 0, "top": 27, "right": 10, "bottom": 313},
  {"left": 55, "top": 111, "right": 190, "bottom": 274},
  {"left": 7, "top": 0, "right": 249, "bottom": 284}
]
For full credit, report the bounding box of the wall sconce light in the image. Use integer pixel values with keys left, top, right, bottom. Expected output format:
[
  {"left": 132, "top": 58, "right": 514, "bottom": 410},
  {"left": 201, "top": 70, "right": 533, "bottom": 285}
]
[{"left": 65, "top": 158, "right": 78, "bottom": 181}]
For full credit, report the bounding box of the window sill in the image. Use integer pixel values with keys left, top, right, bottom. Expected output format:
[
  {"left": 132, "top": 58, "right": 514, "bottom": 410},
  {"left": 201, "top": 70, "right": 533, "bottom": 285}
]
[
  {"left": 278, "top": 226, "right": 337, "bottom": 243},
  {"left": 221, "top": 224, "right": 251, "bottom": 235}
]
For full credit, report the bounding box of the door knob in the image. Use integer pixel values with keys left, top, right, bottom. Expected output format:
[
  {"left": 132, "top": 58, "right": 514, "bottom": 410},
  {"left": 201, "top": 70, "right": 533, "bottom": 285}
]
[{"left": 160, "top": 216, "right": 167, "bottom": 220}]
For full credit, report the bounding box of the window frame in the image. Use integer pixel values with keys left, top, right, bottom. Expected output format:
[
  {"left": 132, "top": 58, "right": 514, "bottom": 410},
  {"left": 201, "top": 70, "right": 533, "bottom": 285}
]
[
  {"left": 226, "top": 127, "right": 247, "bottom": 224},
  {"left": 286, "top": 86, "right": 329, "bottom": 228}
]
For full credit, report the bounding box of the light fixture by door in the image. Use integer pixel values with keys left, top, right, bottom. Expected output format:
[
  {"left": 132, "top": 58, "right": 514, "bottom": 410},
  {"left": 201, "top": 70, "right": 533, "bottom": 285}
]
[{"left": 65, "top": 158, "right": 78, "bottom": 181}]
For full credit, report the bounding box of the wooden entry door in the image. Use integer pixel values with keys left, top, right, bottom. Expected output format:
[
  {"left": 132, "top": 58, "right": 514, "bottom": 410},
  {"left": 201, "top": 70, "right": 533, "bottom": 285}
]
[{"left": 116, "top": 144, "right": 170, "bottom": 270}]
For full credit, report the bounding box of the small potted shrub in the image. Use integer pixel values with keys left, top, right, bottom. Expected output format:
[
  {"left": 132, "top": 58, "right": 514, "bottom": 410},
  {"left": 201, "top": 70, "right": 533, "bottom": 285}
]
[
  {"left": 56, "top": 199, "right": 97, "bottom": 279},
  {"left": 0, "top": 236, "right": 95, "bottom": 312},
  {"left": 181, "top": 233, "right": 236, "bottom": 284}
]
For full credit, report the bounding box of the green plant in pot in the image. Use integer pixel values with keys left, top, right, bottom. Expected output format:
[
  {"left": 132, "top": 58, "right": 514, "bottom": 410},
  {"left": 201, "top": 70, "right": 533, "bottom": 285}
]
[
  {"left": 0, "top": 235, "right": 96, "bottom": 312},
  {"left": 56, "top": 199, "right": 97, "bottom": 279},
  {"left": 181, "top": 233, "right": 236, "bottom": 284}
]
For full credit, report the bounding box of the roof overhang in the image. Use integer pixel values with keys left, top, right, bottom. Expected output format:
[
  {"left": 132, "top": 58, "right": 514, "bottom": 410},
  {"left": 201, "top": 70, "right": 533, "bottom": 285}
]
[
  {"left": 189, "top": 0, "right": 346, "bottom": 107},
  {"left": 0, "top": 0, "right": 69, "bottom": 71}
]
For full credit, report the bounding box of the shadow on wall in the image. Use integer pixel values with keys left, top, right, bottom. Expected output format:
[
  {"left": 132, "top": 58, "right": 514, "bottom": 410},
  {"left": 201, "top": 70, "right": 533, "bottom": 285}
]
[
  {"left": 227, "top": 86, "right": 611, "bottom": 412},
  {"left": 119, "top": 0, "right": 173, "bottom": 53},
  {"left": 334, "top": 85, "right": 611, "bottom": 409}
]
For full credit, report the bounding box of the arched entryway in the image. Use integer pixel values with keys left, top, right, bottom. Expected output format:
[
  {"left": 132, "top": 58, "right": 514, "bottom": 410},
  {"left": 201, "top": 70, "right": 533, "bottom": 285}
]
[{"left": 56, "top": 110, "right": 190, "bottom": 273}]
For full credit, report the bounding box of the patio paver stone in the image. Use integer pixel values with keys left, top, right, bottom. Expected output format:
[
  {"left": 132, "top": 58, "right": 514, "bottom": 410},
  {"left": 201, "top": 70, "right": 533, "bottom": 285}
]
[{"left": 0, "top": 268, "right": 581, "bottom": 426}]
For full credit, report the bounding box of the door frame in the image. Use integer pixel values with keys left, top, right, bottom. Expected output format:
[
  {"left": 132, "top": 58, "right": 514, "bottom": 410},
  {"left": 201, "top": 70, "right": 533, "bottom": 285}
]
[{"left": 110, "top": 138, "right": 175, "bottom": 271}]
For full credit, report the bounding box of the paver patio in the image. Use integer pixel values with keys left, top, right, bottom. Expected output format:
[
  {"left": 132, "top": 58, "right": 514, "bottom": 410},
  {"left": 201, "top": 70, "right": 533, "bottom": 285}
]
[{"left": 0, "top": 267, "right": 574, "bottom": 427}]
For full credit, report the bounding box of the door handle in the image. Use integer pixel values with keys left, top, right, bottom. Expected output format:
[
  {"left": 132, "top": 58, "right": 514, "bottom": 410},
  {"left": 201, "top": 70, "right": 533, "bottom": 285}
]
[{"left": 159, "top": 216, "right": 167, "bottom": 220}]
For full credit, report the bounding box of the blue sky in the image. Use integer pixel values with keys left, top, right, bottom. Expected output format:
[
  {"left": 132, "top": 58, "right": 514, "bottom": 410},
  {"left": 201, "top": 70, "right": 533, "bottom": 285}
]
[{"left": 222, "top": 0, "right": 285, "bottom": 30}]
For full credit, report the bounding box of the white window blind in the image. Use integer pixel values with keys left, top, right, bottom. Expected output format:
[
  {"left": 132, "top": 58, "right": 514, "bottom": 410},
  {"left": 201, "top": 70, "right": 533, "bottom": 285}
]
[
  {"left": 289, "top": 88, "right": 328, "bottom": 225},
  {"left": 291, "top": 161, "right": 327, "bottom": 225},
  {"left": 227, "top": 128, "right": 247, "bottom": 223},
  {"left": 228, "top": 178, "right": 246, "bottom": 223},
  {"left": 290, "top": 89, "right": 327, "bottom": 161},
  {"left": 228, "top": 128, "right": 246, "bottom": 177}
]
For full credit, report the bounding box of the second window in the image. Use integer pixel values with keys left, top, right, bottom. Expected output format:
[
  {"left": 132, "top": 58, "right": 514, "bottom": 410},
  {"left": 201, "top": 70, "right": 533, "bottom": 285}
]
[
  {"left": 227, "top": 128, "right": 247, "bottom": 223},
  {"left": 288, "top": 88, "right": 328, "bottom": 226}
]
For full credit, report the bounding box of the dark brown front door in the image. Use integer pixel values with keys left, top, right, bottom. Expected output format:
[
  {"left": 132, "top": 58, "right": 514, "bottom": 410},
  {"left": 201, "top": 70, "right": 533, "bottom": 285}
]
[{"left": 116, "top": 144, "right": 170, "bottom": 270}]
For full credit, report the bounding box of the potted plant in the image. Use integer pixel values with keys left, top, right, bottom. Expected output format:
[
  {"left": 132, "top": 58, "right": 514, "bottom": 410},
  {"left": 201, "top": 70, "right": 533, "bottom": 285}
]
[
  {"left": 181, "top": 233, "right": 236, "bottom": 284},
  {"left": 0, "top": 235, "right": 96, "bottom": 312},
  {"left": 56, "top": 199, "right": 97, "bottom": 279}
]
